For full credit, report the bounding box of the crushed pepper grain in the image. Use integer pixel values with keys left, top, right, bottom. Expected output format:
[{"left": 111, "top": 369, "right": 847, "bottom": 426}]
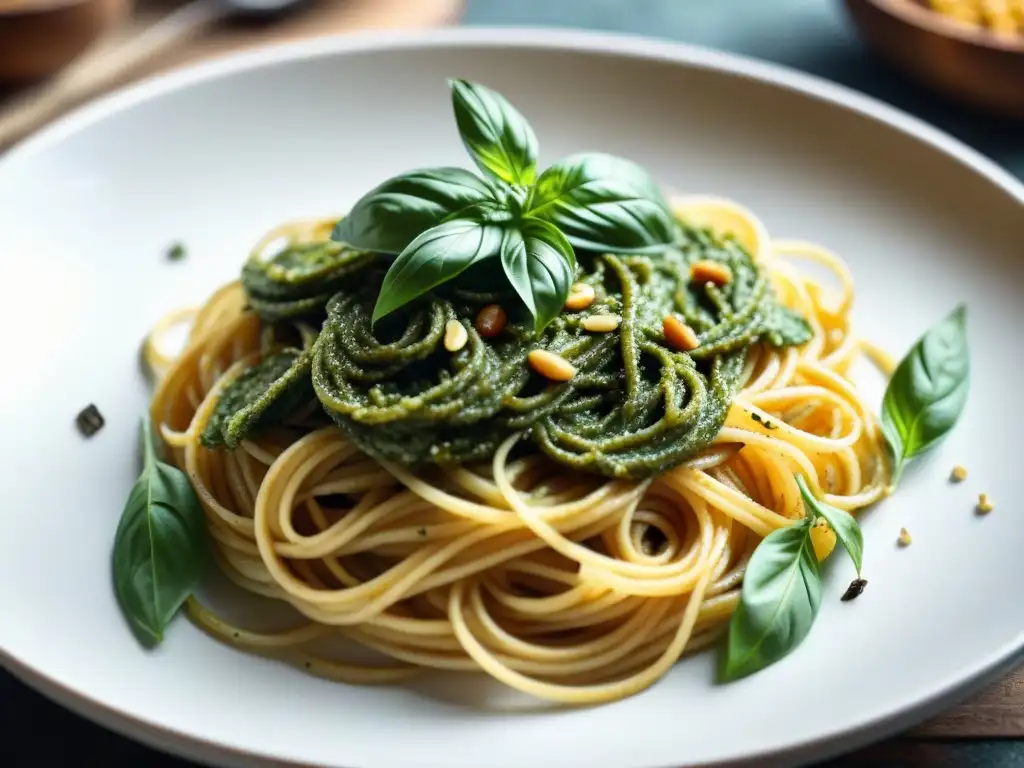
[{"left": 75, "top": 404, "right": 105, "bottom": 437}]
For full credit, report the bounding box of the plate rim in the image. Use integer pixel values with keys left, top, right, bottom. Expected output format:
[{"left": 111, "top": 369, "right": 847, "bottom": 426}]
[{"left": 1, "top": 25, "right": 1023, "bottom": 768}]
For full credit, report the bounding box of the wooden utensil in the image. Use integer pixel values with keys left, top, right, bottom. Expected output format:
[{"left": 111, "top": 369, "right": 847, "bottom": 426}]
[
  {"left": 0, "top": 0, "right": 129, "bottom": 83},
  {"left": 0, "top": 0, "right": 309, "bottom": 149}
]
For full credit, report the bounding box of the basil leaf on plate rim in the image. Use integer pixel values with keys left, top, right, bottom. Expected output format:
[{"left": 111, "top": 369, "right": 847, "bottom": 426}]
[
  {"left": 719, "top": 514, "right": 821, "bottom": 683},
  {"left": 719, "top": 477, "right": 864, "bottom": 683},
  {"left": 881, "top": 304, "right": 970, "bottom": 484},
  {"left": 113, "top": 419, "right": 208, "bottom": 646}
]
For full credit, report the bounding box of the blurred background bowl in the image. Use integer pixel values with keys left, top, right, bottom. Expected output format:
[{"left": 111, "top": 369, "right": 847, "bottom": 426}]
[
  {"left": 844, "top": 0, "right": 1024, "bottom": 118},
  {"left": 0, "top": 0, "right": 130, "bottom": 84}
]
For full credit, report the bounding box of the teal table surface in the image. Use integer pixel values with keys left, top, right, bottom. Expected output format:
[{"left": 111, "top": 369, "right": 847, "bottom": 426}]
[{"left": 2, "top": 2, "right": 1022, "bottom": 767}]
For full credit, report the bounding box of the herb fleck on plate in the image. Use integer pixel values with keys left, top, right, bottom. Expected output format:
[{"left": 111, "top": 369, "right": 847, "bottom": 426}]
[
  {"left": 840, "top": 578, "right": 868, "bottom": 602},
  {"left": 166, "top": 241, "right": 187, "bottom": 261},
  {"left": 76, "top": 404, "right": 105, "bottom": 437}
]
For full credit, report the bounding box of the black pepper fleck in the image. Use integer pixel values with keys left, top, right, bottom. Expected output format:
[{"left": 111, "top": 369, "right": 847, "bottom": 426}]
[
  {"left": 840, "top": 578, "right": 868, "bottom": 602},
  {"left": 418, "top": 527, "right": 427, "bottom": 537},
  {"left": 76, "top": 404, "right": 105, "bottom": 437}
]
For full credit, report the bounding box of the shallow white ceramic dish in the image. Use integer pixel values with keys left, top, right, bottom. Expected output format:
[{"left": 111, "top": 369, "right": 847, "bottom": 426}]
[{"left": 1, "top": 27, "right": 1022, "bottom": 768}]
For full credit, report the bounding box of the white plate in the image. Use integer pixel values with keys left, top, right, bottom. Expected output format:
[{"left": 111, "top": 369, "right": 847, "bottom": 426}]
[{"left": 1, "top": 28, "right": 1022, "bottom": 768}]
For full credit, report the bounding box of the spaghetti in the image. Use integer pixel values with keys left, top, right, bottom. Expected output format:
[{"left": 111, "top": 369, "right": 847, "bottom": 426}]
[{"left": 145, "top": 197, "right": 890, "bottom": 705}]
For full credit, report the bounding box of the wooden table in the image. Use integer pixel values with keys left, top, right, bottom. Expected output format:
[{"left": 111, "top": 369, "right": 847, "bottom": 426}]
[{"left": 2, "top": 0, "right": 1023, "bottom": 764}]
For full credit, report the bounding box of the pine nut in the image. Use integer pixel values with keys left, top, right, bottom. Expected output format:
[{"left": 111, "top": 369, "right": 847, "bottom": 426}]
[
  {"left": 528, "top": 350, "right": 576, "bottom": 382},
  {"left": 898, "top": 527, "right": 912, "bottom": 547},
  {"left": 444, "top": 320, "right": 468, "bottom": 352},
  {"left": 564, "top": 283, "right": 596, "bottom": 311},
  {"left": 663, "top": 314, "right": 699, "bottom": 351},
  {"left": 582, "top": 314, "right": 621, "bottom": 333},
  {"left": 810, "top": 518, "right": 836, "bottom": 562},
  {"left": 690, "top": 259, "right": 733, "bottom": 287},
  {"left": 475, "top": 304, "right": 507, "bottom": 338}
]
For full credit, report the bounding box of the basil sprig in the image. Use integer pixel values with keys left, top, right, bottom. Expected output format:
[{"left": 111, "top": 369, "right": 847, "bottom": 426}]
[
  {"left": 332, "top": 79, "right": 677, "bottom": 333},
  {"left": 719, "top": 476, "right": 862, "bottom": 682},
  {"left": 881, "top": 305, "right": 969, "bottom": 484},
  {"left": 113, "top": 419, "right": 208, "bottom": 645}
]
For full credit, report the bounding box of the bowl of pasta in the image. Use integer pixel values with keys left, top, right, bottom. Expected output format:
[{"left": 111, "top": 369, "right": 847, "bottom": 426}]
[
  {"left": 844, "top": 0, "right": 1024, "bottom": 117},
  {"left": 0, "top": 27, "right": 1022, "bottom": 768}
]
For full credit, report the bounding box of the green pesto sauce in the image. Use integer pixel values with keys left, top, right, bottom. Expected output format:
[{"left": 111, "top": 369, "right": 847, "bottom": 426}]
[
  {"left": 201, "top": 348, "right": 314, "bottom": 449},
  {"left": 234, "top": 222, "right": 811, "bottom": 478},
  {"left": 242, "top": 241, "right": 376, "bottom": 322}
]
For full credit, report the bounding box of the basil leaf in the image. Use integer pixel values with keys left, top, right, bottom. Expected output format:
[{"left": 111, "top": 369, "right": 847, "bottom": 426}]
[
  {"left": 796, "top": 475, "right": 863, "bottom": 577},
  {"left": 719, "top": 516, "right": 821, "bottom": 682},
  {"left": 449, "top": 79, "right": 539, "bottom": 186},
  {"left": 764, "top": 304, "right": 813, "bottom": 348},
  {"left": 332, "top": 167, "right": 496, "bottom": 254},
  {"left": 442, "top": 200, "right": 511, "bottom": 225},
  {"left": 372, "top": 218, "right": 504, "bottom": 324},
  {"left": 881, "top": 305, "right": 969, "bottom": 483},
  {"left": 113, "top": 419, "right": 207, "bottom": 645},
  {"left": 201, "top": 348, "right": 314, "bottom": 449},
  {"left": 500, "top": 219, "right": 576, "bottom": 333},
  {"left": 525, "top": 152, "right": 677, "bottom": 254}
]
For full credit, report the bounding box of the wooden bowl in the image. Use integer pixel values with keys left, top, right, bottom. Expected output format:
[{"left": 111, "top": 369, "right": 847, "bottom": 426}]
[
  {"left": 843, "top": 0, "right": 1024, "bottom": 118},
  {"left": 0, "top": 0, "right": 129, "bottom": 84}
]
